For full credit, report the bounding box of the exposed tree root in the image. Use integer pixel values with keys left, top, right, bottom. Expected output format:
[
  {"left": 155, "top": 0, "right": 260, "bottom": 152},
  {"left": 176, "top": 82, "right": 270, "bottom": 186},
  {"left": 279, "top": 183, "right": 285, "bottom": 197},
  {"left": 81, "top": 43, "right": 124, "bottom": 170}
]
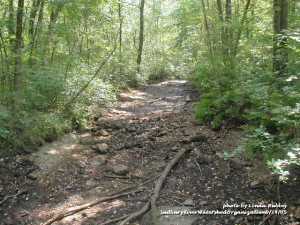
[
  {"left": 118, "top": 147, "right": 191, "bottom": 225},
  {"left": 42, "top": 175, "right": 161, "bottom": 225},
  {"left": 0, "top": 189, "right": 28, "bottom": 206},
  {"left": 42, "top": 188, "right": 140, "bottom": 225}
]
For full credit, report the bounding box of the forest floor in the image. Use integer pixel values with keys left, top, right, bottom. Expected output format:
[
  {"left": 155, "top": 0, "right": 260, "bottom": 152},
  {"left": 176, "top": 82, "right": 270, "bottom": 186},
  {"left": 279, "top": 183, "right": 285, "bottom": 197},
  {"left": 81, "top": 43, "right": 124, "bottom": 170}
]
[{"left": 0, "top": 80, "right": 299, "bottom": 225}]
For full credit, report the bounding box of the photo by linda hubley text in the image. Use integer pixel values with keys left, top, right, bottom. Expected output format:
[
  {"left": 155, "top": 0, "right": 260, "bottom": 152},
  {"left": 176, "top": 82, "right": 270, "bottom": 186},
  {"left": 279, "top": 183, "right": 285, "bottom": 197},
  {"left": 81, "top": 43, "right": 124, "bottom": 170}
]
[{"left": 160, "top": 202, "right": 288, "bottom": 216}]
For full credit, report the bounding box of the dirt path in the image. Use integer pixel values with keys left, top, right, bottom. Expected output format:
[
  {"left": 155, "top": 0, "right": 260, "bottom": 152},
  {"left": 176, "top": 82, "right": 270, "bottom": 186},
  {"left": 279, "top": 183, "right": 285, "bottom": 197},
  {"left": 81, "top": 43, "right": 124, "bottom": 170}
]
[{"left": 0, "top": 80, "right": 299, "bottom": 225}]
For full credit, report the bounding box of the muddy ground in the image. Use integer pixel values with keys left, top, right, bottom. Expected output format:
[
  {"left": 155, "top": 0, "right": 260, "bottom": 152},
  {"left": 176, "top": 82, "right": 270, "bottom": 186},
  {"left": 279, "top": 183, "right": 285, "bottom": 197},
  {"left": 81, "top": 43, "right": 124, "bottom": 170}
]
[{"left": 0, "top": 80, "right": 299, "bottom": 225}]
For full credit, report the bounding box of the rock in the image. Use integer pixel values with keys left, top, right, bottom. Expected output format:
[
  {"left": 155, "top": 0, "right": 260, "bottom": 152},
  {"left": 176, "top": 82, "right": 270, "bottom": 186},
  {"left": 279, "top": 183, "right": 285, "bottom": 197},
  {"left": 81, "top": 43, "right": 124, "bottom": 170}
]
[
  {"left": 27, "top": 170, "right": 39, "bottom": 180},
  {"left": 189, "top": 135, "right": 208, "bottom": 143},
  {"left": 99, "top": 129, "right": 110, "bottom": 136},
  {"left": 183, "top": 198, "right": 195, "bottom": 206},
  {"left": 126, "top": 126, "right": 136, "bottom": 133},
  {"left": 250, "top": 181, "right": 261, "bottom": 189},
  {"left": 140, "top": 206, "right": 198, "bottom": 225},
  {"left": 105, "top": 120, "right": 123, "bottom": 130},
  {"left": 93, "top": 112, "right": 102, "bottom": 121},
  {"left": 156, "top": 131, "right": 168, "bottom": 137},
  {"left": 186, "top": 162, "right": 194, "bottom": 168},
  {"left": 56, "top": 168, "right": 65, "bottom": 173},
  {"left": 113, "top": 164, "right": 129, "bottom": 175},
  {"left": 97, "top": 143, "right": 109, "bottom": 154},
  {"left": 19, "top": 157, "right": 34, "bottom": 166},
  {"left": 91, "top": 145, "right": 98, "bottom": 150},
  {"left": 206, "top": 222, "right": 219, "bottom": 225},
  {"left": 183, "top": 129, "right": 193, "bottom": 136},
  {"left": 204, "top": 188, "right": 211, "bottom": 193},
  {"left": 199, "top": 201, "right": 208, "bottom": 206},
  {"left": 197, "top": 155, "right": 212, "bottom": 165},
  {"left": 125, "top": 142, "right": 142, "bottom": 149},
  {"left": 234, "top": 217, "right": 243, "bottom": 224},
  {"left": 80, "top": 137, "right": 96, "bottom": 145},
  {"left": 91, "top": 127, "right": 100, "bottom": 132},
  {"left": 86, "top": 180, "right": 97, "bottom": 187},
  {"left": 91, "top": 159, "right": 107, "bottom": 166},
  {"left": 99, "top": 165, "right": 112, "bottom": 172},
  {"left": 171, "top": 146, "right": 180, "bottom": 152},
  {"left": 230, "top": 159, "right": 246, "bottom": 170}
]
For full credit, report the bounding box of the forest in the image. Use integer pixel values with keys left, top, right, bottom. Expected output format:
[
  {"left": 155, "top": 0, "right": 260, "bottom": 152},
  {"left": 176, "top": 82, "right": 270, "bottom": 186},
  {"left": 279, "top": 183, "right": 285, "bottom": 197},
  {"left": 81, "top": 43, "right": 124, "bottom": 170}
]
[{"left": 0, "top": 0, "right": 299, "bottom": 223}]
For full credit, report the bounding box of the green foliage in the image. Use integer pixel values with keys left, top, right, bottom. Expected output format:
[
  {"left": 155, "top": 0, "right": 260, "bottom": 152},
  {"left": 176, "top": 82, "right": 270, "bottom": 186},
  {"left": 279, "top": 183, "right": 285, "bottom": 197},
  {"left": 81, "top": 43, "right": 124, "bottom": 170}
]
[
  {"left": 217, "top": 146, "right": 243, "bottom": 161},
  {"left": 184, "top": 0, "right": 300, "bottom": 180}
]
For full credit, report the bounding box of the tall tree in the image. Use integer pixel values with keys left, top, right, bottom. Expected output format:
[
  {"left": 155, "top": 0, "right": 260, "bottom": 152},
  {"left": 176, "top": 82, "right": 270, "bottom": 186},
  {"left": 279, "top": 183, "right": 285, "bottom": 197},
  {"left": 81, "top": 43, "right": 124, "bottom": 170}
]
[
  {"left": 7, "top": 0, "right": 15, "bottom": 47},
  {"left": 273, "top": 0, "right": 288, "bottom": 76},
  {"left": 43, "top": 1, "right": 65, "bottom": 64},
  {"left": 136, "top": 0, "right": 145, "bottom": 74},
  {"left": 13, "top": 0, "right": 24, "bottom": 103}
]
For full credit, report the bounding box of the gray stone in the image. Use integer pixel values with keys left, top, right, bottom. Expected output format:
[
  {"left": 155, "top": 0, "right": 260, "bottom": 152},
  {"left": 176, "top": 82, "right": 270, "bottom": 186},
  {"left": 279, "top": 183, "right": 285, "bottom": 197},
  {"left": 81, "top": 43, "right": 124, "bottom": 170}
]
[
  {"left": 91, "top": 159, "right": 107, "bottom": 166},
  {"left": 234, "top": 217, "right": 243, "bottom": 224},
  {"left": 91, "top": 127, "right": 100, "bottom": 132},
  {"left": 80, "top": 137, "right": 96, "bottom": 145},
  {"left": 113, "top": 164, "right": 129, "bottom": 175},
  {"left": 99, "top": 129, "right": 110, "bottom": 136},
  {"left": 250, "top": 181, "right": 261, "bottom": 188},
  {"left": 97, "top": 143, "right": 109, "bottom": 154},
  {"left": 27, "top": 170, "right": 39, "bottom": 180},
  {"left": 230, "top": 159, "right": 246, "bottom": 170},
  {"left": 171, "top": 146, "right": 180, "bottom": 152},
  {"left": 140, "top": 206, "right": 198, "bottom": 225},
  {"left": 126, "top": 126, "right": 136, "bottom": 133},
  {"left": 183, "top": 198, "right": 195, "bottom": 206},
  {"left": 86, "top": 180, "right": 97, "bottom": 187},
  {"left": 56, "top": 168, "right": 65, "bottom": 173},
  {"left": 189, "top": 135, "right": 208, "bottom": 143},
  {"left": 184, "top": 129, "right": 193, "bottom": 136},
  {"left": 206, "top": 222, "right": 219, "bottom": 225},
  {"left": 197, "top": 156, "right": 212, "bottom": 165},
  {"left": 199, "top": 201, "right": 208, "bottom": 206},
  {"left": 105, "top": 120, "right": 123, "bottom": 130}
]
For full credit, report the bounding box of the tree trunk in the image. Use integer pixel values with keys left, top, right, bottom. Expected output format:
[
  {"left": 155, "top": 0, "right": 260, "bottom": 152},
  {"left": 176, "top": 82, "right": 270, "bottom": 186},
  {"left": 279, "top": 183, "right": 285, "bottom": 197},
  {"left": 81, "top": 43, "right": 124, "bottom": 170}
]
[
  {"left": 13, "top": 0, "right": 24, "bottom": 104},
  {"left": 28, "top": 0, "right": 41, "bottom": 37},
  {"left": 43, "top": 2, "right": 65, "bottom": 64},
  {"left": 8, "top": 0, "right": 15, "bottom": 47},
  {"left": 136, "top": 0, "right": 145, "bottom": 74},
  {"left": 225, "top": 0, "right": 232, "bottom": 55},
  {"left": 232, "top": 0, "right": 251, "bottom": 56},
  {"left": 201, "top": 0, "right": 221, "bottom": 95},
  {"left": 118, "top": 1, "right": 123, "bottom": 54},
  {"left": 29, "top": 0, "right": 44, "bottom": 66},
  {"left": 273, "top": 0, "right": 288, "bottom": 76}
]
